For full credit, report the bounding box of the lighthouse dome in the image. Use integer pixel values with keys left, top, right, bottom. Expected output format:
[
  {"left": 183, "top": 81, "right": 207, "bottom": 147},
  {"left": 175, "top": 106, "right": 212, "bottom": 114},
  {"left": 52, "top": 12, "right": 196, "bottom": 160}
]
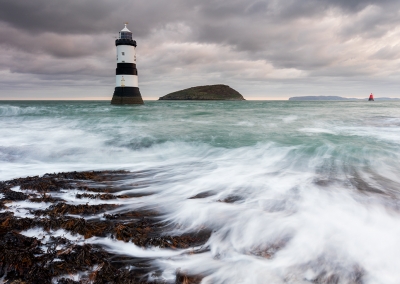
[{"left": 121, "top": 23, "right": 131, "bottom": 32}]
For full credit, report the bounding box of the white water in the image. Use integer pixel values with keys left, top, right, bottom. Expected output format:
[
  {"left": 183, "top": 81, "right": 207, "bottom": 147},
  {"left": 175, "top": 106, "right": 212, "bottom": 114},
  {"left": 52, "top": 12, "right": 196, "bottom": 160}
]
[{"left": 1, "top": 101, "right": 400, "bottom": 283}]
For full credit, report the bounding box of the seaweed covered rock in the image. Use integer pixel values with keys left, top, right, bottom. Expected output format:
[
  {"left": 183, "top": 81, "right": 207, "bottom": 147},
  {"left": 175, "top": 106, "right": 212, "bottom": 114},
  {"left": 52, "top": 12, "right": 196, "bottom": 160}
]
[
  {"left": 0, "top": 170, "right": 210, "bottom": 284},
  {"left": 159, "top": 84, "right": 245, "bottom": 100}
]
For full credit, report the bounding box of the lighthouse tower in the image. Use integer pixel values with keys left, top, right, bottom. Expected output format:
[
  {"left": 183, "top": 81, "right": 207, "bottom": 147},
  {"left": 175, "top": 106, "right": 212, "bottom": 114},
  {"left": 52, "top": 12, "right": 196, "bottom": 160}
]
[{"left": 111, "top": 24, "right": 143, "bottom": 105}]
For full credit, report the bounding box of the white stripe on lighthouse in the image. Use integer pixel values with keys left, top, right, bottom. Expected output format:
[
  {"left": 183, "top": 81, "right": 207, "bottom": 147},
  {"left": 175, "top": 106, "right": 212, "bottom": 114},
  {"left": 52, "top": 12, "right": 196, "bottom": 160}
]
[
  {"left": 116, "top": 45, "right": 136, "bottom": 64},
  {"left": 115, "top": 75, "right": 138, "bottom": 87}
]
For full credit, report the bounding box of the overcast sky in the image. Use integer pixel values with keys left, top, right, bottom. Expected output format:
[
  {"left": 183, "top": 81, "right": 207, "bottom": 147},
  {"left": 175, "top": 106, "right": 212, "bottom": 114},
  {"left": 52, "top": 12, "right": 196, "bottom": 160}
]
[{"left": 0, "top": 0, "right": 399, "bottom": 100}]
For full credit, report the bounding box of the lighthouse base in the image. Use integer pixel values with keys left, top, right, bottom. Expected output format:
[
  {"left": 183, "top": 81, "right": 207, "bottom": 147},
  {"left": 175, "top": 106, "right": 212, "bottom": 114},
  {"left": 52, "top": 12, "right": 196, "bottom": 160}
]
[{"left": 111, "top": 87, "right": 144, "bottom": 105}]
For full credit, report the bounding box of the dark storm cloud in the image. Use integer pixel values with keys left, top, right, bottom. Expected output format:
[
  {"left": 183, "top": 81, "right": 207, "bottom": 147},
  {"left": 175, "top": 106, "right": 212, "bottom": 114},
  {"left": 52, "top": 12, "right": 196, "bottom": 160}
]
[
  {"left": 0, "top": 0, "right": 190, "bottom": 36},
  {"left": 0, "top": 0, "right": 113, "bottom": 33},
  {"left": 0, "top": 24, "right": 110, "bottom": 58},
  {"left": 0, "top": 0, "right": 400, "bottom": 99},
  {"left": 1, "top": 0, "right": 394, "bottom": 35}
]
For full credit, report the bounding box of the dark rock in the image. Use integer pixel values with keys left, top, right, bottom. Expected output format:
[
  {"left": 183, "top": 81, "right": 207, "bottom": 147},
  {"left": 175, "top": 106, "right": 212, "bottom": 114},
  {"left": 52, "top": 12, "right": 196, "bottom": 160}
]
[
  {"left": 0, "top": 170, "right": 212, "bottom": 283},
  {"left": 175, "top": 269, "right": 204, "bottom": 284},
  {"left": 217, "top": 195, "right": 242, "bottom": 203},
  {"left": 34, "top": 203, "right": 118, "bottom": 217},
  {"left": 188, "top": 191, "right": 215, "bottom": 199},
  {"left": 1, "top": 189, "right": 28, "bottom": 201}
]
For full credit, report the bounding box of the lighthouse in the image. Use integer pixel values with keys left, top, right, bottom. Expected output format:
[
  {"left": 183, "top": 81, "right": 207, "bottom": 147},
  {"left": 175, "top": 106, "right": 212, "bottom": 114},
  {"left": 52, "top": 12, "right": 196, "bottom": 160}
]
[{"left": 111, "top": 24, "right": 144, "bottom": 105}]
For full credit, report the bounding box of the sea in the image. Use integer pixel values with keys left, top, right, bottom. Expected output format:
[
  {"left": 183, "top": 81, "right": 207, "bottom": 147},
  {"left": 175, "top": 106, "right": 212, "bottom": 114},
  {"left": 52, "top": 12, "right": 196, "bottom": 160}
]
[{"left": 1, "top": 100, "right": 400, "bottom": 283}]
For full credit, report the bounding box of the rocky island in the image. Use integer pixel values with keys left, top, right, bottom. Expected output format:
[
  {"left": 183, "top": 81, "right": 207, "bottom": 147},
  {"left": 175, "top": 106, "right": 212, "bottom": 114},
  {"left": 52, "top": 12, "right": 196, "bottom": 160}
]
[{"left": 159, "top": 84, "right": 245, "bottom": 100}]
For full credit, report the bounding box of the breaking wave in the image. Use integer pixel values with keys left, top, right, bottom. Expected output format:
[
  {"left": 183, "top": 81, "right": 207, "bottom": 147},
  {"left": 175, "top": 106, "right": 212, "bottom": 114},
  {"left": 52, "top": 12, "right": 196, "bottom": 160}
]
[{"left": 1, "top": 100, "right": 400, "bottom": 283}]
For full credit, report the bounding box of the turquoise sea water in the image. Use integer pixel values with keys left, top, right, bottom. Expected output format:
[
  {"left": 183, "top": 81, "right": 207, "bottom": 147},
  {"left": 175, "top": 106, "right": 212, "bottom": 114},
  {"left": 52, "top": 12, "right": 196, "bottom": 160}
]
[{"left": 1, "top": 100, "right": 400, "bottom": 283}]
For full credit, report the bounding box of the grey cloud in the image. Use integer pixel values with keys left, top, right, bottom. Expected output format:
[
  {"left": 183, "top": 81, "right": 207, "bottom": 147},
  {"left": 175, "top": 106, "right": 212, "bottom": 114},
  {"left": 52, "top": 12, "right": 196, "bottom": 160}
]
[
  {"left": 245, "top": 1, "right": 268, "bottom": 15},
  {"left": 370, "top": 45, "right": 400, "bottom": 60},
  {"left": 0, "top": 0, "right": 113, "bottom": 34},
  {"left": 338, "top": 4, "right": 400, "bottom": 39},
  {"left": 0, "top": 0, "right": 192, "bottom": 36},
  {"left": 0, "top": 24, "right": 112, "bottom": 58},
  {"left": 1, "top": 0, "right": 400, "bottom": 99},
  {"left": 2, "top": 0, "right": 383, "bottom": 37}
]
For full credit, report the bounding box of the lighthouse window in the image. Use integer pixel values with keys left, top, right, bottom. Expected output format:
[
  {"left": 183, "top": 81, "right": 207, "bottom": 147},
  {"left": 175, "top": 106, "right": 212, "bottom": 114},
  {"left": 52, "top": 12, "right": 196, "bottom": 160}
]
[
  {"left": 122, "top": 52, "right": 125, "bottom": 56},
  {"left": 120, "top": 32, "right": 132, "bottom": 39}
]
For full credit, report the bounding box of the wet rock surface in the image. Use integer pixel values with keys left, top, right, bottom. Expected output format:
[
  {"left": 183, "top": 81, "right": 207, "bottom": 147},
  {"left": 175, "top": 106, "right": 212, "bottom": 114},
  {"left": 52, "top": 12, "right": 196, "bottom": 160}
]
[{"left": 0, "top": 171, "right": 209, "bottom": 283}]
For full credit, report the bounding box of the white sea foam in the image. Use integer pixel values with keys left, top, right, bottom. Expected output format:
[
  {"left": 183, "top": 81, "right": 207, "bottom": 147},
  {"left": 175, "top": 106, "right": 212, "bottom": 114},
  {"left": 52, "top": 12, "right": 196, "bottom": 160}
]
[
  {"left": 282, "top": 115, "right": 298, "bottom": 123},
  {"left": 90, "top": 238, "right": 185, "bottom": 258},
  {"left": 1, "top": 101, "right": 400, "bottom": 283},
  {"left": 10, "top": 186, "right": 21, "bottom": 192},
  {"left": 21, "top": 227, "right": 86, "bottom": 244},
  {"left": 0, "top": 105, "right": 41, "bottom": 116},
  {"left": 52, "top": 189, "right": 128, "bottom": 206},
  {"left": 4, "top": 201, "right": 51, "bottom": 218},
  {"left": 299, "top": 127, "right": 336, "bottom": 135}
]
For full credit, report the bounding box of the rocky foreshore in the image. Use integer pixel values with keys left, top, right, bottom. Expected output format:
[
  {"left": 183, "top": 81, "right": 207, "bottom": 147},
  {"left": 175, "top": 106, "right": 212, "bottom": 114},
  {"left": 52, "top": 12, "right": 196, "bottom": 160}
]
[{"left": 0, "top": 171, "right": 210, "bottom": 284}]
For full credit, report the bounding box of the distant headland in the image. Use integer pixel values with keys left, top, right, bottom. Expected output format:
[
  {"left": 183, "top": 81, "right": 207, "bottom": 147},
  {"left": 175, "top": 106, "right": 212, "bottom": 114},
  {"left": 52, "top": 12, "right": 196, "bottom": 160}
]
[
  {"left": 288, "top": 96, "right": 400, "bottom": 101},
  {"left": 159, "top": 85, "right": 245, "bottom": 100}
]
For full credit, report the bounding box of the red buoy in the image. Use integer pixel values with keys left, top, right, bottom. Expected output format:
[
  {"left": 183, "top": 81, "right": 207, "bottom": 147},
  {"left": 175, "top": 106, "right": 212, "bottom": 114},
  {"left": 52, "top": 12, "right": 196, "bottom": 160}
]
[{"left": 368, "top": 93, "right": 374, "bottom": 101}]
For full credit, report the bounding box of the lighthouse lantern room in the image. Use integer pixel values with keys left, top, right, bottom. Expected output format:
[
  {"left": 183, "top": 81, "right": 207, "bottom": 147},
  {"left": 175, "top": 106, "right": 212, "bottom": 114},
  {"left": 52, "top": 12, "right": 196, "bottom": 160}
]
[{"left": 111, "top": 23, "right": 143, "bottom": 105}]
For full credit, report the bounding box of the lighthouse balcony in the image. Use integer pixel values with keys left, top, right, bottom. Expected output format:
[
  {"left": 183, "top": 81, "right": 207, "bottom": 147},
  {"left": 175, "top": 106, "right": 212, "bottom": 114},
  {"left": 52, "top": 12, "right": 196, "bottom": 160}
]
[{"left": 116, "top": 39, "right": 137, "bottom": 47}]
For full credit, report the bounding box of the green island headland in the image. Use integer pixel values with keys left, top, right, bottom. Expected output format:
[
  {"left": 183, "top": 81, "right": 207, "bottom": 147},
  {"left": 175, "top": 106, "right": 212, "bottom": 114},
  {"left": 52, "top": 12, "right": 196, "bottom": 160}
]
[{"left": 159, "top": 84, "right": 245, "bottom": 100}]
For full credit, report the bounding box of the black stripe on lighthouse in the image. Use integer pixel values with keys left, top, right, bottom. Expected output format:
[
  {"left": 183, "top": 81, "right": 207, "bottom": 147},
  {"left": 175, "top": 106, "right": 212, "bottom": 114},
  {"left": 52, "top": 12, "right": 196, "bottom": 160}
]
[{"left": 116, "top": 63, "right": 138, "bottom": 75}]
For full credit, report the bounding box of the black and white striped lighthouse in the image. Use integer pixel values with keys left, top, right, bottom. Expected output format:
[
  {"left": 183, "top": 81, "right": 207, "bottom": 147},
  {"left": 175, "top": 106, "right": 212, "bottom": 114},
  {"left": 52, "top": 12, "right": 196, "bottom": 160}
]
[{"left": 111, "top": 24, "right": 143, "bottom": 105}]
